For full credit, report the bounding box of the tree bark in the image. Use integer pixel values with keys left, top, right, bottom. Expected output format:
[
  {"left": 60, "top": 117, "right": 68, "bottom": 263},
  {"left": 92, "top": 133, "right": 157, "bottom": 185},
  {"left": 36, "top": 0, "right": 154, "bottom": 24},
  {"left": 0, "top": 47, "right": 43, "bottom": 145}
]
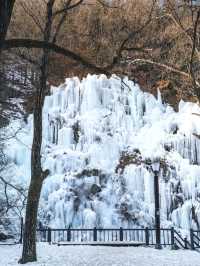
[
  {"left": 19, "top": 65, "right": 49, "bottom": 263},
  {"left": 189, "top": 10, "right": 200, "bottom": 98},
  {"left": 0, "top": 0, "right": 15, "bottom": 44},
  {"left": 19, "top": 178, "right": 43, "bottom": 263},
  {"left": 19, "top": 60, "right": 50, "bottom": 264},
  {"left": 19, "top": 1, "right": 54, "bottom": 263}
]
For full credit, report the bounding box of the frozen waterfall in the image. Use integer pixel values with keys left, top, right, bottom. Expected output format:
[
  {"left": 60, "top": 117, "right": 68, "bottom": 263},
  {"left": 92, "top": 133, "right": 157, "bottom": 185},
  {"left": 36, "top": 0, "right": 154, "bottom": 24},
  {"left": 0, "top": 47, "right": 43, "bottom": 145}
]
[{"left": 4, "top": 74, "right": 200, "bottom": 231}]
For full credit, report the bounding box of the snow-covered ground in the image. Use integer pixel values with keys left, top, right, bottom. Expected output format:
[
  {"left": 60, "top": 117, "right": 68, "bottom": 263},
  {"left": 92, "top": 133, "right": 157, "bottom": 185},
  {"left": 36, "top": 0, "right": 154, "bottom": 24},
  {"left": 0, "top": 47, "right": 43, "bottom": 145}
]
[{"left": 0, "top": 244, "right": 200, "bottom": 266}]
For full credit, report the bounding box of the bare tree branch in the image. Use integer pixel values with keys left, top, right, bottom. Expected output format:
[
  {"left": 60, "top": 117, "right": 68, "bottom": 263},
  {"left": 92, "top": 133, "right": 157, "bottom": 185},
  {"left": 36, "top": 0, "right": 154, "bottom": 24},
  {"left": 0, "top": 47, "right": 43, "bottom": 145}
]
[
  {"left": 53, "top": 0, "right": 84, "bottom": 17},
  {"left": 0, "top": 38, "right": 112, "bottom": 74},
  {"left": 117, "top": 0, "right": 156, "bottom": 58},
  {"left": 96, "top": 0, "right": 119, "bottom": 9},
  {"left": 128, "top": 58, "right": 200, "bottom": 88},
  {"left": 161, "top": 8, "right": 200, "bottom": 61},
  {"left": 19, "top": 1, "right": 44, "bottom": 34},
  {"left": 189, "top": 9, "right": 200, "bottom": 90},
  {"left": 0, "top": 175, "right": 26, "bottom": 198},
  {"left": 52, "top": 4, "right": 69, "bottom": 43}
]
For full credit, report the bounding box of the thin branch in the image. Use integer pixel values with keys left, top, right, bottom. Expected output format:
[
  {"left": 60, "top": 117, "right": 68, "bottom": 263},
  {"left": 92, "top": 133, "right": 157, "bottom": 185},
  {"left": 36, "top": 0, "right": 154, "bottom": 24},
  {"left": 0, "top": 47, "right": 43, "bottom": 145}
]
[
  {"left": 19, "top": 1, "right": 44, "bottom": 34},
  {"left": 96, "top": 0, "right": 119, "bottom": 9},
  {"left": 123, "top": 46, "right": 153, "bottom": 54},
  {"left": 189, "top": 10, "right": 200, "bottom": 90},
  {"left": 52, "top": 9, "right": 68, "bottom": 43},
  {"left": 161, "top": 11, "right": 200, "bottom": 61},
  {"left": 0, "top": 175, "right": 26, "bottom": 198},
  {"left": 15, "top": 49, "right": 39, "bottom": 66},
  {"left": 128, "top": 58, "right": 200, "bottom": 87},
  {"left": 53, "top": 0, "right": 84, "bottom": 17},
  {"left": 192, "top": 113, "right": 200, "bottom": 117},
  {"left": 0, "top": 126, "right": 23, "bottom": 141},
  {"left": 117, "top": 0, "right": 156, "bottom": 57},
  {"left": 4, "top": 183, "right": 10, "bottom": 214}
]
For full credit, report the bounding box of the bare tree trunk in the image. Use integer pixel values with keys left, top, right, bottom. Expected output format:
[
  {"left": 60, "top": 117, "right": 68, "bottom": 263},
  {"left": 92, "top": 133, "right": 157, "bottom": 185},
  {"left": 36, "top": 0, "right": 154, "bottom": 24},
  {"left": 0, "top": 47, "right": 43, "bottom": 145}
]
[
  {"left": 19, "top": 178, "right": 43, "bottom": 263},
  {"left": 0, "top": 0, "right": 15, "bottom": 45},
  {"left": 19, "top": 56, "right": 49, "bottom": 263},
  {"left": 19, "top": 63, "right": 49, "bottom": 263},
  {"left": 19, "top": 64, "right": 48, "bottom": 263},
  {"left": 189, "top": 9, "right": 200, "bottom": 98},
  {"left": 19, "top": 1, "right": 54, "bottom": 263}
]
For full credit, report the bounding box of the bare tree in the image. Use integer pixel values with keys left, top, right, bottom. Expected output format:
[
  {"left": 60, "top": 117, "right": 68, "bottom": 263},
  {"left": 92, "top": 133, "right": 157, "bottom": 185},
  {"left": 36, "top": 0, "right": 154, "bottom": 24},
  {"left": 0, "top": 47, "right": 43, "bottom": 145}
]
[
  {"left": 159, "top": 0, "right": 200, "bottom": 97},
  {"left": 0, "top": 174, "right": 27, "bottom": 217},
  {"left": 0, "top": 130, "right": 27, "bottom": 220},
  {"left": 0, "top": 0, "right": 15, "bottom": 47},
  {"left": 19, "top": 0, "right": 86, "bottom": 263}
]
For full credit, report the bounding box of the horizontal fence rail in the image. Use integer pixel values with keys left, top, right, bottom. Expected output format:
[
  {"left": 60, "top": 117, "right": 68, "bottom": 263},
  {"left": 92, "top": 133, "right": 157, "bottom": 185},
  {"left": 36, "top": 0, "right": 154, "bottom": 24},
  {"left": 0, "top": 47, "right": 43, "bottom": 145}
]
[
  {"left": 35, "top": 227, "right": 183, "bottom": 248},
  {"left": 35, "top": 227, "right": 200, "bottom": 250},
  {"left": 3, "top": 218, "right": 200, "bottom": 250}
]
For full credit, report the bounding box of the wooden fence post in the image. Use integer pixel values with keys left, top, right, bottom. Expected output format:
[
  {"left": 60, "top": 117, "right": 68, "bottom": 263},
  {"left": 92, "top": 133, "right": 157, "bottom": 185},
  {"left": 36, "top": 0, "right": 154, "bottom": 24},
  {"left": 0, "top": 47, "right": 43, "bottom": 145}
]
[
  {"left": 67, "top": 228, "right": 71, "bottom": 242},
  {"left": 171, "top": 227, "right": 175, "bottom": 250},
  {"left": 145, "top": 227, "right": 149, "bottom": 246},
  {"left": 120, "top": 227, "right": 123, "bottom": 242},
  {"left": 93, "top": 227, "right": 97, "bottom": 242},
  {"left": 47, "top": 227, "right": 52, "bottom": 244},
  {"left": 19, "top": 217, "right": 23, "bottom": 244},
  {"left": 190, "top": 229, "right": 195, "bottom": 250},
  {"left": 184, "top": 237, "right": 188, "bottom": 249}
]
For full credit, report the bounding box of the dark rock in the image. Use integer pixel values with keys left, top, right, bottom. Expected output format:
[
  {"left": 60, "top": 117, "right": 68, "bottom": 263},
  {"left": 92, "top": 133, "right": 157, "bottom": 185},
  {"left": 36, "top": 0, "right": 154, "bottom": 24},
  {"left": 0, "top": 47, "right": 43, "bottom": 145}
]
[
  {"left": 164, "top": 143, "right": 173, "bottom": 152},
  {"left": 72, "top": 121, "right": 80, "bottom": 144},
  {"left": 94, "top": 135, "right": 101, "bottom": 143},
  {"left": 76, "top": 168, "right": 101, "bottom": 178},
  {"left": 73, "top": 197, "right": 80, "bottom": 212},
  {"left": 0, "top": 232, "right": 8, "bottom": 241},
  {"left": 90, "top": 184, "right": 101, "bottom": 195},
  {"left": 99, "top": 174, "right": 107, "bottom": 185}
]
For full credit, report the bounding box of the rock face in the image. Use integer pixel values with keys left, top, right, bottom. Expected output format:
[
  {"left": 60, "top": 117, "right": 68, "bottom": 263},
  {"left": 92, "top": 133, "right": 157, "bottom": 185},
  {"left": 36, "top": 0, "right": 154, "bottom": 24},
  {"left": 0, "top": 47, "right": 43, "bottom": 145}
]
[
  {"left": 90, "top": 184, "right": 101, "bottom": 195},
  {"left": 0, "top": 232, "right": 7, "bottom": 241},
  {"left": 4, "top": 74, "right": 200, "bottom": 231},
  {"left": 0, "top": 225, "right": 14, "bottom": 241},
  {"left": 150, "top": 79, "right": 198, "bottom": 111}
]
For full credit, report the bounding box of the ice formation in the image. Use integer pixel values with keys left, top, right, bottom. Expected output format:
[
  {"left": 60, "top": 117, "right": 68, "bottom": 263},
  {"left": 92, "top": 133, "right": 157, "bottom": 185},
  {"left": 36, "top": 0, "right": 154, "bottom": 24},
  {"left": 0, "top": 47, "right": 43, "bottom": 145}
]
[{"left": 4, "top": 74, "right": 200, "bottom": 231}]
